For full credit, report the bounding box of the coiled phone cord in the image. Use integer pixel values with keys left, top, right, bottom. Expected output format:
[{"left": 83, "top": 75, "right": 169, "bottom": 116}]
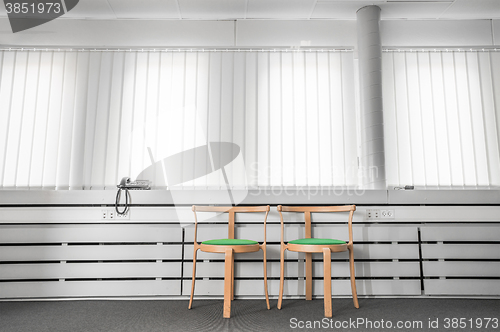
[{"left": 115, "top": 187, "right": 131, "bottom": 215}]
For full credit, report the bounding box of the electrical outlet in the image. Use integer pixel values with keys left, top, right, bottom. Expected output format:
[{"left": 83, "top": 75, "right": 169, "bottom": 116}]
[
  {"left": 101, "top": 208, "right": 122, "bottom": 220},
  {"left": 380, "top": 209, "right": 395, "bottom": 219},
  {"left": 366, "top": 209, "right": 380, "bottom": 220},
  {"left": 367, "top": 209, "right": 395, "bottom": 220},
  {"left": 116, "top": 210, "right": 130, "bottom": 220}
]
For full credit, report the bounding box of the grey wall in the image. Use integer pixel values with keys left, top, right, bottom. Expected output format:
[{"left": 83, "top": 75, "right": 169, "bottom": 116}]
[{"left": 1, "top": 18, "right": 498, "bottom": 47}]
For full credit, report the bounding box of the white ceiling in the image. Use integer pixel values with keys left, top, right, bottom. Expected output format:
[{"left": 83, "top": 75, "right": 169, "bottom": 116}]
[{"left": 1, "top": 0, "right": 499, "bottom": 20}]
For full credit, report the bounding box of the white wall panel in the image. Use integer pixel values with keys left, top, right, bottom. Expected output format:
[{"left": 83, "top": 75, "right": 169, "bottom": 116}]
[
  {"left": 236, "top": 20, "right": 357, "bottom": 47},
  {"left": 425, "top": 280, "right": 500, "bottom": 296},
  {"left": 0, "top": 281, "right": 180, "bottom": 298},
  {"left": 0, "top": 244, "right": 182, "bottom": 261},
  {"left": 184, "top": 279, "right": 421, "bottom": 296},
  {"left": 0, "top": 262, "right": 181, "bottom": 279},
  {"left": 381, "top": 20, "right": 494, "bottom": 47},
  {"left": 0, "top": 205, "right": 498, "bottom": 299},
  {"left": 0, "top": 19, "right": 235, "bottom": 47}
]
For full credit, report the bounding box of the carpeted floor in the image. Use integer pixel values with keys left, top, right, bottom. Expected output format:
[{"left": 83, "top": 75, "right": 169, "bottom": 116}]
[{"left": 0, "top": 298, "right": 499, "bottom": 332}]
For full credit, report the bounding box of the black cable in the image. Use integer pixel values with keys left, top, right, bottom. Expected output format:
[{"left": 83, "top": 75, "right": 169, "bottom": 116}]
[{"left": 115, "top": 187, "right": 130, "bottom": 215}]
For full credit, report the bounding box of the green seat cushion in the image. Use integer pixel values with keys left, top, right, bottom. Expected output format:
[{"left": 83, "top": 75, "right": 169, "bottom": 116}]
[
  {"left": 202, "top": 239, "right": 259, "bottom": 246},
  {"left": 288, "top": 238, "right": 346, "bottom": 245}
]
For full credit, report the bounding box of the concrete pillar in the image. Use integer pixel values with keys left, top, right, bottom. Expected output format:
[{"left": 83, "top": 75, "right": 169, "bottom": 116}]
[{"left": 356, "top": 5, "right": 386, "bottom": 189}]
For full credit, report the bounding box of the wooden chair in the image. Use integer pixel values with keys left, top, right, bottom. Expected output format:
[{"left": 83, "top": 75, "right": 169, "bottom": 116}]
[
  {"left": 277, "top": 205, "right": 359, "bottom": 317},
  {"left": 188, "top": 205, "right": 270, "bottom": 318}
]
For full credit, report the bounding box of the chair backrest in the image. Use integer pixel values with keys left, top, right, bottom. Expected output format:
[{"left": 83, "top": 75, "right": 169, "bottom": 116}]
[
  {"left": 192, "top": 205, "right": 270, "bottom": 244},
  {"left": 277, "top": 205, "right": 356, "bottom": 244}
]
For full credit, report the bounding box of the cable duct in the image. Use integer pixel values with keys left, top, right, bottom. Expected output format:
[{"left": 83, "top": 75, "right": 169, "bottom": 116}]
[{"left": 356, "top": 5, "right": 386, "bottom": 189}]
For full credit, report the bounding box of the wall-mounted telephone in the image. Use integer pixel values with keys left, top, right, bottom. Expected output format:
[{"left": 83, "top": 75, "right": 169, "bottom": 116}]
[
  {"left": 115, "top": 177, "right": 150, "bottom": 216},
  {"left": 117, "top": 177, "right": 150, "bottom": 190}
]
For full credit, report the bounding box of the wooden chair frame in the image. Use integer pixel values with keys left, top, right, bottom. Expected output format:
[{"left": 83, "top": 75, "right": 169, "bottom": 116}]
[
  {"left": 188, "top": 205, "right": 270, "bottom": 318},
  {"left": 277, "top": 205, "right": 359, "bottom": 317}
]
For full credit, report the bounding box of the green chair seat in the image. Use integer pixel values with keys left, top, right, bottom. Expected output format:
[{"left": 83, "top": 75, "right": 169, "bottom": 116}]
[
  {"left": 202, "top": 239, "right": 259, "bottom": 246},
  {"left": 288, "top": 238, "right": 346, "bottom": 245}
]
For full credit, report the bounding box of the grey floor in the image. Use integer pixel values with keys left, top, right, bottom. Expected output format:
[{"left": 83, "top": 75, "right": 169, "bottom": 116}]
[{"left": 0, "top": 298, "right": 499, "bottom": 332}]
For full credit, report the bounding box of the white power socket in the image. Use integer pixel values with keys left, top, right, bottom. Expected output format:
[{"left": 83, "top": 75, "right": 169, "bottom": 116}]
[
  {"left": 101, "top": 209, "right": 115, "bottom": 220},
  {"left": 380, "top": 209, "right": 394, "bottom": 219},
  {"left": 101, "top": 208, "right": 130, "bottom": 220},
  {"left": 366, "top": 209, "right": 395, "bottom": 220},
  {"left": 116, "top": 210, "right": 130, "bottom": 220},
  {"left": 366, "top": 209, "right": 379, "bottom": 219}
]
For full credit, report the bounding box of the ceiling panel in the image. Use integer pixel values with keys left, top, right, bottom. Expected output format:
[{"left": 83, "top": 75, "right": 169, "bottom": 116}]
[
  {"left": 246, "top": 0, "right": 316, "bottom": 19},
  {"left": 107, "top": 0, "right": 180, "bottom": 19},
  {"left": 440, "top": 0, "right": 500, "bottom": 19},
  {"left": 178, "top": 0, "right": 247, "bottom": 19},
  {"left": 63, "top": 0, "right": 116, "bottom": 19}
]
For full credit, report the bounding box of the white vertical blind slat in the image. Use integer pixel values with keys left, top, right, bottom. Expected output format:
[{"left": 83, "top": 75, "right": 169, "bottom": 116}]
[
  {"left": 305, "top": 52, "right": 320, "bottom": 186},
  {"left": 341, "top": 52, "right": 358, "bottom": 187},
  {"left": 103, "top": 52, "right": 125, "bottom": 188},
  {"left": 129, "top": 52, "right": 148, "bottom": 183},
  {"left": 29, "top": 52, "right": 52, "bottom": 188},
  {"left": 220, "top": 52, "right": 234, "bottom": 187},
  {"left": 430, "top": 52, "right": 452, "bottom": 186},
  {"left": 257, "top": 52, "right": 270, "bottom": 187},
  {"left": 491, "top": 53, "right": 500, "bottom": 176},
  {"left": 406, "top": 52, "right": 426, "bottom": 185},
  {"left": 454, "top": 52, "right": 476, "bottom": 185},
  {"left": 193, "top": 52, "right": 209, "bottom": 187},
  {"left": 269, "top": 52, "right": 282, "bottom": 187},
  {"left": 330, "top": 53, "right": 346, "bottom": 185},
  {"left": 17, "top": 52, "right": 40, "bottom": 188},
  {"left": 56, "top": 52, "right": 78, "bottom": 189},
  {"left": 4, "top": 52, "right": 27, "bottom": 187},
  {"left": 281, "top": 52, "right": 294, "bottom": 187},
  {"left": 479, "top": 52, "right": 500, "bottom": 186},
  {"left": 208, "top": 52, "right": 223, "bottom": 186},
  {"left": 115, "top": 52, "right": 135, "bottom": 184},
  {"left": 43, "top": 52, "right": 65, "bottom": 188},
  {"left": 0, "top": 51, "right": 11, "bottom": 186},
  {"left": 292, "top": 52, "right": 305, "bottom": 186},
  {"left": 69, "top": 52, "right": 90, "bottom": 189},
  {"left": 181, "top": 52, "right": 198, "bottom": 187},
  {"left": 82, "top": 52, "right": 101, "bottom": 188},
  {"left": 382, "top": 53, "right": 399, "bottom": 186},
  {"left": 244, "top": 52, "right": 257, "bottom": 187},
  {"left": 90, "top": 52, "right": 113, "bottom": 189},
  {"left": 417, "top": 52, "right": 439, "bottom": 186},
  {"left": 466, "top": 52, "right": 489, "bottom": 186},
  {"left": 317, "top": 52, "right": 333, "bottom": 186},
  {"left": 393, "top": 52, "right": 413, "bottom": 186}
]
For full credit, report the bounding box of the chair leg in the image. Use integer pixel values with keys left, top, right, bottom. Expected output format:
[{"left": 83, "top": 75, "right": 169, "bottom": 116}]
[
  {"left": 348, "top": 246, "right": 359, "bottom": 309},
  {"left": 188, "top": 248, "right": 198, "bottom": 309},
  {"left": 277, "top": 247, "right": 285, "bottom": 309},
  {"left": 223, "top": 248, "right": 234, "bottom": 318},
  {"left": 262, "top": 246, "right": 270, "bottom": 310},
  {"left": 231, "top": 255, "right": 235, "bottom": 301},
  {"left": 323, "top": 248, "right": 332, "bottom": 318},
  {"left": 305, "top": 253, "right": 313, "bottom": 300}
]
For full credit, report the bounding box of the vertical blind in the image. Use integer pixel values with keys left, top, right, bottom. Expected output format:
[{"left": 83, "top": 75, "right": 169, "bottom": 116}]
[
  {"left": 382, "top": 50, "right": 500, "bottom": 187},
  {"left": 0, "top": 49, "right": 357, "bottom": 189}
]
